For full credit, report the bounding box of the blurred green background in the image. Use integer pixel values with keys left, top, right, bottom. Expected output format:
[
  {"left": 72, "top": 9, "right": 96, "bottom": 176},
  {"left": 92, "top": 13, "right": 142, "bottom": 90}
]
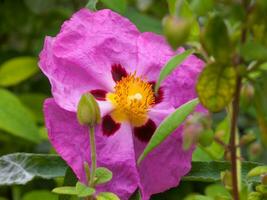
[{"left": 0, "top": 0, "right": 266, "bottom": 200}]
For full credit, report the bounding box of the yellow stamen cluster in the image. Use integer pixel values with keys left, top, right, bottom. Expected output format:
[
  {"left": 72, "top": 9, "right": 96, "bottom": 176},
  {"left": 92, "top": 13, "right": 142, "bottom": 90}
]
[{"left": 107, "top": 74, "right": 155, "bottom": 127}]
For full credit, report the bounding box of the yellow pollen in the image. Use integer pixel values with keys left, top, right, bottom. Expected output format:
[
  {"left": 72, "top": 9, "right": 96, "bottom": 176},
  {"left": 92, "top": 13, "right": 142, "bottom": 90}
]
[{"left": 107, "top": 74, "right": 155, "bottom": 127}]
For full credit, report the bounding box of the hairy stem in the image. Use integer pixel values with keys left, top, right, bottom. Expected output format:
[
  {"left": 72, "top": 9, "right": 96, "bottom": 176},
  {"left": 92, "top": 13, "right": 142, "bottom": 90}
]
[
  {"left": 230, "top": 76, "right": 242, "bottom": 200},
  {"left": 89, "top": 125, "right": 97, "bottom": 187}
]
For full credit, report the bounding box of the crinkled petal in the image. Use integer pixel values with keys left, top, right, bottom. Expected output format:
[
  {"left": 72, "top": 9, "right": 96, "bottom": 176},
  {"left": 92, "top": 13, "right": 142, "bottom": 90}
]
[
  {"left": 134, "top": 104, "right": 193, "bottom": 200},
  {"left": 44, "top": 99, "right": 139, "bottom": 200},
  {"left": 136, "top": 32, "right": 174, "bottom": 81},
  {"left": 39, "top": 9, "right": 140, "bottom": 111}
]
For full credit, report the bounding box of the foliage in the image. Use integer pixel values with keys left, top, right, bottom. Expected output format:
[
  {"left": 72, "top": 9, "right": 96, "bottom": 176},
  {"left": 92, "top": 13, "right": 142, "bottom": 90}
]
[{"left": 0, "top": 0, "right": 267, "bottom": 200}]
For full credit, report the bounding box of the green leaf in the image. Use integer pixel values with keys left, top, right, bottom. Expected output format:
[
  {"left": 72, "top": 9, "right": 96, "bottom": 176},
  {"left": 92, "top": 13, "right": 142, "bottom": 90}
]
[
  {"left": 124, "top": 7, "right": 162, "bottom": 34},
  {"left": 96, "top": 192, "right": 120, "bottom": 200},
  {"left": 18, "top": 93, "right": 48, "bottom": 123},
  {"left": 184, "top": 195, "right": 212, "bottom": 200},
  {"left": 0, "top": 57, "right": 39, "bottom": 87},
  {"left": 75, "top": 182, "right": 95, "bottom": 197},
  {"left": 205, "top": 184, "right": 231, "bottom": 198},
  {"left": 248, "top": 166, "right": 267, "bottom": 177},
  {"left": 202, "top": 15, "right": 231, "bottom": 62},
  {"left": 0, "top": 153, "right": 67, "bottom": 185},
  {"left": 190, "top": 0, "right": 214, "bottom": 16},
  {"left": 22, "top": 190, "right": 57, "bottom": 200},
  {"left": 100, "top": 0, "right": 126, "bottom": 13},
  {"left": 129, "top": 189, "right": 141, "bottom": 200},
  {"left": 196, "top": 64, "right": 237, "bottom": 112},
  {"left": 0, "top": 89, "right": 40, "bottom": 142},
  {"left": 155, "top": 49, "right": 193, "bottom": 93},
  {"left": 138, "top": 98, "right": 199, "bottom": 164},
  {"left": 183, "top": 161, "right": 261, "bottom": 183},
  {"left": 86, "top": 0, "right": 98, "bottom": 11},
  {"left": 95, "top": 167, "right": 113, "bottom": 185},
  {"left": 52, "top": 187, "right": 77, "bottom": 195},
  {"left": 241, "top": 41, "right": 267, "bottom": 62},
  {"left": 59, "top": 167, "right": 78, "bottom": 200}
]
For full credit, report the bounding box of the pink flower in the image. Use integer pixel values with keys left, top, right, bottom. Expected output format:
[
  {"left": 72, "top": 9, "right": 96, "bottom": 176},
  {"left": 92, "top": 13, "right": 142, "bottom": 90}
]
[{"left": 39, "top": 9, "right": 204, "bottom": 200}]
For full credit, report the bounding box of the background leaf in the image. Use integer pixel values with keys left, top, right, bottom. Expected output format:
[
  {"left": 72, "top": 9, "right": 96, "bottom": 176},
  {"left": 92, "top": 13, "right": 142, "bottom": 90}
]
[
  {"left": 183, "top": 161, "right": 261, "bottom": 183},
  {"left": 0, "top": 57, "right": 38, "bottom": 87},
  {"left": 138, "top": 98, "right": 199, "bottom": 163},
  {"left": 0, "top": 89, "right": 40, "bottom": 142},
  {"left": 0, "top": 153, "right": 67, "bottom": 185},
  {"left": 100, "top": 0, "right": 127, "bottom": 13},
  {"left": 196, "top": 64, "right": 236, "bottom": 112},
  {"left": 22, "top": 190, "right": 57, "bottom": 200}
]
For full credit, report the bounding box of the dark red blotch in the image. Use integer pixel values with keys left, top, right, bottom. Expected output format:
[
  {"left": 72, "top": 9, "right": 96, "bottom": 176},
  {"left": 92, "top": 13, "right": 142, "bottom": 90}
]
[
  {"left": 111, "top": 64, "right": 128, "bottom": 82},
  {"left": 90, "top": 89, "right": 107, "bottom": 101},
  {"left": 102, "top": 115, "right": 121, "bottom": 136},
  {"left": 149, "top": 81, "right": 164, "bottom": 104},
  {"left": 134, "top": 119, "right": 156, "bottom": 142}
]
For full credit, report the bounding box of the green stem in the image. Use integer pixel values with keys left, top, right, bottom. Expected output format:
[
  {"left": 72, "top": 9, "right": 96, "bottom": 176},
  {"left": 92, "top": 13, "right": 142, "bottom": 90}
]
[
  {"left": 89, "top": 125, "right": 97, "bottom": 187},
  {"left": 12, "top": 186, "right": 21, "bottom": 200}
]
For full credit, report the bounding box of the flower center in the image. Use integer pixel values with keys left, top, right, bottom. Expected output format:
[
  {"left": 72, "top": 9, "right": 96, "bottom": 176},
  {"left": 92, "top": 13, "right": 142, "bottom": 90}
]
[{"left": 106, "top": 74, "right": 155, "bottom": 127}]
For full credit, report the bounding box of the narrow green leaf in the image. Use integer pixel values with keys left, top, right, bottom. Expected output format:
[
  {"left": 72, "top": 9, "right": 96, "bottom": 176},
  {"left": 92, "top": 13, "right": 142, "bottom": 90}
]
[
  {"left": 196, "top": 64, "right": 237, "bottom": 112},
  {"left": 129, "top": 189, "right": 141, "bottom": 200},
  {"left": 100, "top": 0, "right": 127, "bottom": 13},
  {"left": 0, "top": 57, "right": 39, "bottom": 87},
  {"left": 248, "top": 166, "right": 267, "bottom": 177},
  {"left": 0, "top": 153, "right": 67, "bottom": 185},
  {"left": 138, "top": 98, "right": 199, "bottom": 164},
  {"left": 95, "top": 167, "right": 113, "bottom": 185},
  {"left": 155, "top": 49, "right": 193, "bottom": 93},
  {"left": 52, "top": 187, "right": 77, "bottom": 195},
  {"left": 96, "top": 192, "right": 120, "bottom": 200},
  {"left": 184, "top": 161, "right": 261, "bottom": 183},
  {"left": 86, "top": 0, "right": 98, "bottom": 11},
  {"left": 0, "top": 89, "right": 40, "bottom": 142},
  {"left": 75, "top": 182, "right": 95, "bottom": 197}
]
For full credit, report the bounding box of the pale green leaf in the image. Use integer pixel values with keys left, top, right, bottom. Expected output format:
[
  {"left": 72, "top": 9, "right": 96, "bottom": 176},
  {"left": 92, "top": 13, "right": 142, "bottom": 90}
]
[
  {"left": 22, "top": 190, "right": 57, "bottom": 200},
  {"left": 86, "top": 0, "right": 98, "bottom": 11},
  {"left": 155, "top": 49, "right": 193, "bottom": 93},
  {"left": 52, "top": 187, "right": 77, "bottom": 195},
  {"left": 96, "top": 192, "right": 120, "bottom": 200},
  {"left": 0, "top": 89, "right": 40, "bottom": 142},
  {"left": 0, "top": 57, "right": 39, "bottom": 87},
  {"left": 248, "top": 166, "right": 267, "bottom": 177},
  {"left": 95, "top": 167, "right": 113, "bottom": 185},
  {"left": 138, "top": 98, "right": 199, "bottom": 164},
  {"left": 75, "top": 182, "right": 95, "bottom": 197}
]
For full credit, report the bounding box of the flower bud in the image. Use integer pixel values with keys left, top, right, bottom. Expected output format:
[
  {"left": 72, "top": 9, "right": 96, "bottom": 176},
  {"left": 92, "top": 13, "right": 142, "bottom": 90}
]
[
  {"left": 163, "top": 15, "right": 192, "bottom": 50},
  {"left": 77, "top": 93, "right": 101, "bottom": 126},
  {"left": 241, "top": 83, "right": 255, "bottom": 103},
  {"left": 183, "top": 123, "right": 202, "bottom": 150},
  {"left": 221, "top": 170, "right": 232, "bottom": 190},
  {"left": 248, "top": 142, "right": 263, "bottom": 160},
  {"left": 240, "top": 131, "right": 256, "bottom": 146}
]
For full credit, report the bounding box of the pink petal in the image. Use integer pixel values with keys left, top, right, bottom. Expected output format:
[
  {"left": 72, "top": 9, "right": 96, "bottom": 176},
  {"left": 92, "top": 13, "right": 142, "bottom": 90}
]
[
  {"left": 44, "top": 99, "right": 139, "bottom": 200},
  {"left": 39, "top": 9, "right": 140, "bottom": 112},
  {"left": 134, "top": 104, "right": 193, "bottom": 200}
]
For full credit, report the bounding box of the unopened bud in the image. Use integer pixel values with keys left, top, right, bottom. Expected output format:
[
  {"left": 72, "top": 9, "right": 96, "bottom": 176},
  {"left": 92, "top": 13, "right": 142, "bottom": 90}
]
[
  {"left": 248, "top": 142, "right": 263, "bottom": 160},
  {"left": 224, "top": 151, "right": 231, "bottom": 162},
  {"left": 77, "top": 93, "right": 101, "bottom": 126},
  {"left": 240, "top": 132, "right": 256, "bottom": 146},
  {"left": 241, "top": 83, "right": 255, "bottom": 102},
  {"left": 221, "top": 170, "right": 232, "bottom": 190},
  {"left": 262, "top": 174, "right": 267, "bottom": 185},
  {"left": 163, "top": 15, "right": 192, "bottom": 50},
  {"left": 183, "top": 123, "right": 202, "bottom": 150}
]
